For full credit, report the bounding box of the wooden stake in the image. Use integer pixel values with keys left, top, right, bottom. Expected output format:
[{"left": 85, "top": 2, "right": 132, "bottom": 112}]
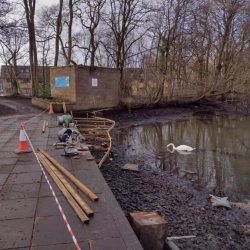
[
  {"left": 63, "top": 102, "right": 67, "bottom": 114},
  {"left": 167, "top": 235, "right": 196, "bottom": 241},
  {"left": 38, "top": 153, "right": 93, "bottom": 217},
  {"left": 37, "top": 152, "right": 89, "bottom": 223},
  {"left": 42, "top": 120, "right": 46, "bottom": 133},
  {"left": 97, "top": 117, "right": 115, "bottom": 168},
  {"left": 38, "top": 149, "right": 98, "bottom": 201}
]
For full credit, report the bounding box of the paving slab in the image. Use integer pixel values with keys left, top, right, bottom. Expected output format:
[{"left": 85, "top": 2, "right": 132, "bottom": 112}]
[
  {"left": 0, "top": 158, "right": 17, "bottom": 166},
  {"left": 36, "top": 196, "right": 72, "bottom": 217},
  {"left": 89, "top": 238, "right": 127, "bottom": 250},
  {"left": 32, "top": 216, "right": 73, "bottom": 246},
  {"left": 0, "top": 174, "right": 9, "bottom": 185},
  {"left": 65, "top": 213, "right": 121, "bottom": 242},
  {"left": 38, "top": 182, "right": 62, "bottom": 198},
  {"left": 13, "top": 164, "right": 42, "bottom": 173},
  {"left": 0, "top": 183, "right": 40, "bottom": 200},
  {"left": 6, "top": 172, "right": 42, "bottom": 185},
  {"left": 7, "top": 248, "right": 29, "bottom": 250},
  {"left": 0, "top": 165, "right": 14, "bottom": 174},
  {"left": 31, "top": 242, "right": 90, "bottom": 250},
  {"left": 0, "top": 198, "right": 37, "bottom": 220},
  {"left": 0, "top": 218, "right": 33, "bottom": 249}
]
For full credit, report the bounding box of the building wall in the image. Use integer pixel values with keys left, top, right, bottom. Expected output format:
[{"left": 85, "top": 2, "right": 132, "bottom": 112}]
[
  {"left": 50, "top": 66, "right": 120, "bottom": 110},
  {"left": 50, "top": 66, "right": 76, "bottom": 103},
  {"left": 75, "top": 66, "right": 119, "bottom": 110},
  {"left": 49, "top": 65, "right": 202, "bottom": 110}
]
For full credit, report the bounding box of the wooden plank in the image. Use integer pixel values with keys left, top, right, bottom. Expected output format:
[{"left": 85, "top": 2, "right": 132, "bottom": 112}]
[
  {"left": 39, "top": 152, "right": 93, "bottom": 217},
  {"left": 38, "top": 149, "right": 98, "bottom": 202},
  {"left": 37, "top": 152, "right": 89, "bottom": 223}
]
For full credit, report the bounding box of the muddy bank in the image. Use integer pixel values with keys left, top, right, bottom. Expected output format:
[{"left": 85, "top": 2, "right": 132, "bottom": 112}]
[{"left": 100, "top": 103, "right": 250, "bottom": 250}]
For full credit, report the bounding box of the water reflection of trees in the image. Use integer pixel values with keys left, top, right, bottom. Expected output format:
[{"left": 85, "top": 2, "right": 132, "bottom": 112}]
[{"left": 118, "top": 115, "right": 250, "bottom": 200}]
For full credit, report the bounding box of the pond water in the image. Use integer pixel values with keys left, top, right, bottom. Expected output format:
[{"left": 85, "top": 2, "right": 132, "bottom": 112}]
[{"left": 115, "top": 114, "right": 250, "bottom": 203}]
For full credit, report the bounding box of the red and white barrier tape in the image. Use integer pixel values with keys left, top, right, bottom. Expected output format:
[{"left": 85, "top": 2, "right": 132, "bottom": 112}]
[{"left": 23, "top": 127, "right": 81, "bottom": 250}]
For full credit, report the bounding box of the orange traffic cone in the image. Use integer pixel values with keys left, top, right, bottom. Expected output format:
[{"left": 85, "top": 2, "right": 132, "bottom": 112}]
[
  {"left": 48, "top": 103, "right": 54, "bottom": 114},
  {"left": 14, "top": 123, "right": 32, "bottom": 154}
]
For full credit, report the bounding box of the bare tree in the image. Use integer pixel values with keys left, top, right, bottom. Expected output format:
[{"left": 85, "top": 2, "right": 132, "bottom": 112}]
[
  {"left": 37, "top": 6, "right": 58, "bottom": 96},
  {"left": 0, "top": 0, "right": 12, "bottom": 30},
  {"left": 58, "top": 0, "right": 79, "bottom": 65},
  {"left": 103, "top": 0, "right": 147, "bottom": 95},
  {"left": 22, "top": 0, "right": 38, "bottom": 96},
  {"left": 76, "top": 0, "right": 106, "bottom": 67},
  {"left": 213, "top": 0, "right": 245, "bottom": 84},
  {"left": 54, "top": 0, "right": 63, "bottom": 66},
  {"left": 0, "top": 23, "right": 28, "bottom": 95}
]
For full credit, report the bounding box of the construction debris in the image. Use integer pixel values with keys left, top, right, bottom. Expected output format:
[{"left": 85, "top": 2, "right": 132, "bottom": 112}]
[
  {"left": 122, "top": 163, "right": 139, "bottom": 172},
  {"left": 57, "top": 128, "right": 73, "bottom": 142},
  {"left": 209, "top": 194, "right": 231, "bottom": 209}
]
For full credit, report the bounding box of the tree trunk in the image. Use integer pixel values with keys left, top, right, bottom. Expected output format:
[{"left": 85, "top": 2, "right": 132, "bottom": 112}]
[
  {"left": 23, "top": 0, "right": 38, "bottom": 97},
  {"left": 54, "top": 0, "right": 63, "bottom": 66},
  {"left": 67, "top": 0, "right": 73, "bottom": 65}
]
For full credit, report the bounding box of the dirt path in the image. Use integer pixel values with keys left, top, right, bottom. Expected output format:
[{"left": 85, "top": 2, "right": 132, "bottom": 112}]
[
  {"left": 0, "top": 97, "right": 40, "bottom": 116},
  {"left": 101, "top": 105, "right": 250, "bottom": 250}
]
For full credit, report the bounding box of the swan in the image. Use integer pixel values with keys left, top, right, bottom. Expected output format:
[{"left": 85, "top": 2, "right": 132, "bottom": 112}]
[{"left": 167, "top": 143, "right": 195, "bottom": 152}]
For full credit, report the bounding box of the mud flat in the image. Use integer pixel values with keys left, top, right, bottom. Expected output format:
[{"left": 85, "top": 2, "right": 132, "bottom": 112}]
[{"left": 101, "top": 104, "right": 250, "bottom": 250}]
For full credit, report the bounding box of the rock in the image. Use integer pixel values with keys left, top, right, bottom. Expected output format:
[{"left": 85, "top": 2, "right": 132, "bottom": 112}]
[
  {"left": 121, "top": 163, "right": 139, "bottom": 172},
  {"left": 231, "top": 202, "right": 250, "bottom": 213},
  {"left": 209, "top": 194, "right": 231, "bottom": 209},
  {"left": 239, "top": 225, "right": 250, "bottom": 236},
  {"left": 166, "top": 240, "right": 180, "bottom": 250}
]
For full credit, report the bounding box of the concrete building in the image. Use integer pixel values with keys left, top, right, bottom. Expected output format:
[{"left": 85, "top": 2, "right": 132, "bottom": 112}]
[{"left": 0, "top": 65, "right": 50, "bottom": 96}]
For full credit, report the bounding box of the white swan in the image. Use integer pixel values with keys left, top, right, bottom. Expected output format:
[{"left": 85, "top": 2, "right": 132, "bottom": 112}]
[{"left": 167, "top": 143, "right": 195, "bottom": 152}]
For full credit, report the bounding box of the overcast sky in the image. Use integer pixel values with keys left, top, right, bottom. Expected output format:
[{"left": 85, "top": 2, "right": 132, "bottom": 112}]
[{"left": 37, "top": 0, "right": 58, "bottom": 7}]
